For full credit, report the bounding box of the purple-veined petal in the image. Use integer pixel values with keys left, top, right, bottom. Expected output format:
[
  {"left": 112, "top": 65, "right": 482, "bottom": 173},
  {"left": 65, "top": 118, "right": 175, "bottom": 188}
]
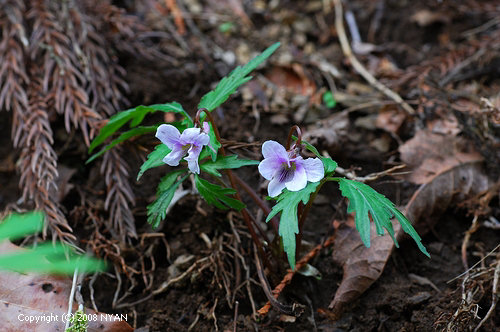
[
  {"left": 262, "top": 140, "right": 289, "bottom": 166},
  {"left": 162, "top": 146, "right": 185, "bottom": 166},
  {"left": 303, "top": 158, "right": 325, "bottom": 182},
  {"left": 268, "top": 177, "right": 287, "bottom": 197},
  {"left": 156, "top": 124, "right": 180, "bottom": 149},
  {"left": 185, "top": 145, "right": 203, "bottom": 174},
  {"left": 258, "top": 158, "right": 282, "bottom": 180},
  {"left": 180, "top": 127, "right": 203, "bottom": 144},
  {"left": 285, "top": 164, "right": 307, "bottom": 191}
]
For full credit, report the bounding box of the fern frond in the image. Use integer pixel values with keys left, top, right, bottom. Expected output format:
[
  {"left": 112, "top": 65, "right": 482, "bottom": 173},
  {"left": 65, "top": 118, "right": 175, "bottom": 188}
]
[{"left": 18, "top": 66, "right": 75, "bottom": 243}]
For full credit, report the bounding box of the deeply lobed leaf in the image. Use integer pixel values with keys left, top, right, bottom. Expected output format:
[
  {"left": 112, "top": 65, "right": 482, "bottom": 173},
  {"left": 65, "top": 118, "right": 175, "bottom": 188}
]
[
  {"left": 200, "top": 155, "right": 259, "bottom": 177},
  {"left": 198, "top": 42, "right": 280, "bottom": 112},
  {"left": 194, "top": 175, "right": 245, "bottom": 211},
  {"left": 338, "top": 179, "right": 429, "bottom": 257},
  {"left": 88, "top": 125, "right": 158, "bottom": 164},
  {"left": 147, "top": 171, "right": 188, "bottom": 228},
  {"left": 88, "top": 102, "right": 191, "bottom": 154},
  {"left": 266, "top": 182, "right": 321, "bottom": 269},
  {"left": 137, "top": 144, "right": 171, "bottom": 180}
]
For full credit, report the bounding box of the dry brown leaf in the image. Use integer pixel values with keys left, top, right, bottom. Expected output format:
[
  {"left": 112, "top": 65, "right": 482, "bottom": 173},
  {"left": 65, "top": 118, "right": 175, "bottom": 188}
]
[
  {"left": 399, "top": 130, "right": 483, "bottom": 184},
  {"left": 328, "top": 162, "right": 491, "bottom": 318},
  {"left": 0, "top": 241, "right": 133, "bottom": 332},
  {"left": 375, "top": 106, "right": 407, "bottom": 134},
  {"left": 264, "top": 65, "right": 317, "bottom": 98}
]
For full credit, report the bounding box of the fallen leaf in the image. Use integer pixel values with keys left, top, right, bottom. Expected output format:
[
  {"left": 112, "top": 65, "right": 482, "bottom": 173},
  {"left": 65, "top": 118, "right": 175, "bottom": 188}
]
[
  {"left": 375, "top": 106, "right": 407, "bottom": 134},
  {"left": 399, "top": 129, "right": 483, "bottom": 184},
  {"left": 328, "top": 162, "right": 491, "bottom": 317},
  {"left": 0, "top": 241, "right": 133, "bottom": 332},
  {"left": 264, "top": 65, "right": 317, "bottom": 98}
]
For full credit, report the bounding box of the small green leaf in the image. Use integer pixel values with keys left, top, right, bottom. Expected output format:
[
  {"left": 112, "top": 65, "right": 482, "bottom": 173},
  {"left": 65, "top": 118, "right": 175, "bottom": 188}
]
[
  {"left": 266, "top": 182, "right": 321, "bottom": 269},
  {"left": 147, "top": 171, "right": 188, "bottom": 228},
  {"left": 200, "top": 155, "right": 259, "bottom": 177},
  {"left": 198, "top": 42, "right": 280, "bottom": 112},
  {"left": 338, "top": 179, "right": 429, "bottom": 257},
  {"left": 321, "top": 158, "right": 337, "bottom": 175},
  {"left": 89, "top": 102, "right": 191, "bottom": 154},
  {"left": 219, "top": 22, "right": 234, "bottom": 33},
  {"left": 322, "top": 91, "right": 336, "bottom": 108},
  {"left": 291, "top": 136, "right": 337, "bottom": 175},
  {"left": 137, "top": 144, "right": 171, "bottom": 180},
  {"left": 87, "top": 125, "right": 158, "bottom": 164},
  {"left": 194, "top": 175, "right": 245, "bottom": 210}
]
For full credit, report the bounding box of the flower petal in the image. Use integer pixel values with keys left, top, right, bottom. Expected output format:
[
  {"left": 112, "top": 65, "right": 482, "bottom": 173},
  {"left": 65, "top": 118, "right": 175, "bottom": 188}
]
[
  {"left": 258, "top": 158, "right": 282, "bottom": 180},
  {"left": 262, "top": 140, "right": 289, "bottom": 162},
  {"left": 303, "top": 158, "right": 325, "bottom": 182},
  {"left": 285, "top": 164, "right": 307, "bottom": 191},
  {"left": 180, "top": 127, "right": 203, "bottom": 144},
  {"left": 156, "top": 124, "right": 180, "bottom": 149},
  {"left": 185, "top": 145, "right": 203, "bottom": 174},
  {"left": 162, "top": 146, "right": 185, "bottom": 166},
  {"left": 268, "top": 177, "right": 287, "bottom": 197},
  {"left": 192, "top": 132, "right": 210, "bottom": 147}
]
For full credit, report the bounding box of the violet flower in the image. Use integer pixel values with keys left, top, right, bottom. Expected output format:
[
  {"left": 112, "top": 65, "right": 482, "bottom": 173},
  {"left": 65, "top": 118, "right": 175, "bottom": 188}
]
[
  {"left": 155, "top": 123, "right": 210, "bottom": 174},
  {"left": 258, "top": 140, "right": 324, "bottom": 197}
]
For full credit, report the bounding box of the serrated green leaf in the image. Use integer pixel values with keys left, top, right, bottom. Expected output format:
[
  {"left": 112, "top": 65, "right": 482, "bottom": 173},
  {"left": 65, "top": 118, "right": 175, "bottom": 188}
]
[
  {"left": 198, "top": 42, "right": 280, "bottom": 111},
  {"left": 147, "top": 171, "right": 188, "bottom": 228},
  {"left": 338, "top": 179, "right": 429, "bottom": 257},
  {"left": 137, "top": 144, "right": 171, "bottom": 180},
  {"left": 87, "top": 125, "right": 158, "bottom": 164},
  {"left": 89, "top": 102, "right": 191, "bottom": 154},
  {"left": 194, "top": 175, "right": 245, "bottom": 210},
  {"left": 200, "top": 155, "right": 259, "bottom": 177},
  {"left": 266, "top": 182, "right": 320, "bottom": 269}
]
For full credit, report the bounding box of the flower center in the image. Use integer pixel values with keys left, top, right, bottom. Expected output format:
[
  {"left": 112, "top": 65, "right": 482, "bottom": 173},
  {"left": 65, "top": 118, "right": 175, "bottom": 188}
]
[
  {"left": 181, "top": 144, "right": 192, "bottom": 151},
  {"left": 278, "top": 161, "right": 296, "bottom": 182}
]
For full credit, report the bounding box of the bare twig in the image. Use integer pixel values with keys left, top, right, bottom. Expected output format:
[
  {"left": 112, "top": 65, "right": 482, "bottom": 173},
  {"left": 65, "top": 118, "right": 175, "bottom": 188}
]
[
  {"left": 333, "top": 0, "right": 416, "bottom": 115},
  {"left": 65, "top": 268, "right": 79, "bottom": 330}
]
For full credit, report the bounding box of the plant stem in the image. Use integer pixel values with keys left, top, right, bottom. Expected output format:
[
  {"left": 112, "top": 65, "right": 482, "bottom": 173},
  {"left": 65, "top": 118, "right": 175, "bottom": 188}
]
[
  {"left": 285, "top": 125, "right": 302, "bottom": 150},
  {"left": 200, "top": 109, "right": 271, "bottom": 268},
  {"left": 295, "top": 177, "right": 330, "bottom": 258},
  {"left": 232, "top": 173, "right": 279, "bottom": 234}
]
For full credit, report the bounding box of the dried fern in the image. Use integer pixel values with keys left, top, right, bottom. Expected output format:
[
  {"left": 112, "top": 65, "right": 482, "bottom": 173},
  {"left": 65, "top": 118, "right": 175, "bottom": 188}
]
[
  {"left": 18, "top": 65, "right": 75, "bottom": 242},
  {"left": 0, "top": 0, "right": 169, "bottom": 241}
]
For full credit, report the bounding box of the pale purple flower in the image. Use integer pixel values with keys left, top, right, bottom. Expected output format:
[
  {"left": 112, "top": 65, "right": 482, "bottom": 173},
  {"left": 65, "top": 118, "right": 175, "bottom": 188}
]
[
  {"left": 258, "top": 140, "right": 324, "bottom": 197},
  {"left": 155, "top": 123, "right": 210, "bottom": 174}
]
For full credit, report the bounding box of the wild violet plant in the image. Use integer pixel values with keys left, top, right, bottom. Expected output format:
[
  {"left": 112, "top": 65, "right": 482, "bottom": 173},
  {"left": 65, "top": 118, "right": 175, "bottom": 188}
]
[{"left": 88, "top": 42, "right": 429, "bottom": 269}]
